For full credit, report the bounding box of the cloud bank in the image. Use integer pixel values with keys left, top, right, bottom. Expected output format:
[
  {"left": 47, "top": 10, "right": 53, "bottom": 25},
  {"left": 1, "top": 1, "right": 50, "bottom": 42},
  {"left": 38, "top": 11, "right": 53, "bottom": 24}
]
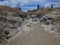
[{"left": 0, "top": 0, "right": 60, "bottom": 11}]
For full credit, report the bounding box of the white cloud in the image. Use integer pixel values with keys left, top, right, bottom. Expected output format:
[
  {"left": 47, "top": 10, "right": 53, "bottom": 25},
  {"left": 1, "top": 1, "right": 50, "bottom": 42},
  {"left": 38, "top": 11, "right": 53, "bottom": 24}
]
[
  {"left": 0, "top": 0, "right": 60, "bottom": 11},
  {"left": 0, "top": 0, "right": 47, "bottom": 7},
  {"left": 44, "top": 3, "right": 51, "bottom": 8},
  {"left": 0, "top": 0, "right": 21, "bottom": 7},
  {"left": 20, "top": 0, "right": 29, "bottom": 6}
]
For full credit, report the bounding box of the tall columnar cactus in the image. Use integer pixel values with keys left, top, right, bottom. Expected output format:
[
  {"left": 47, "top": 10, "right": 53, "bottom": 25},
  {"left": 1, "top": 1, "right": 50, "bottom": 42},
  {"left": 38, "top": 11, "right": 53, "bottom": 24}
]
[
  {"left": 51, "top": 4, "right": 53, "bottom": 9},
  {"left": 37, "top": 5, "right": 40, "bottom": 9}
]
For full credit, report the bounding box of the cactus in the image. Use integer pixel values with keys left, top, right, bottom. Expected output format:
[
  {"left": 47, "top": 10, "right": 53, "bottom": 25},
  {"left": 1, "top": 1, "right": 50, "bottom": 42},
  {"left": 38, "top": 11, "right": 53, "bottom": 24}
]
[
  {"left": 51, "top": 4, "right": 53, "bottom": 9},
  {"left": 37, "top": 5, "right": 40, "bottom": 9}
]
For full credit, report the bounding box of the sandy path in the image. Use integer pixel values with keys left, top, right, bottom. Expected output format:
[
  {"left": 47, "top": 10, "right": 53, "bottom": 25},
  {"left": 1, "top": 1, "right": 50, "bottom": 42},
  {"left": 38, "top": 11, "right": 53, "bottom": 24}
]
[{"left": 8, "top": 24, "right": 60, "bottom": 45}]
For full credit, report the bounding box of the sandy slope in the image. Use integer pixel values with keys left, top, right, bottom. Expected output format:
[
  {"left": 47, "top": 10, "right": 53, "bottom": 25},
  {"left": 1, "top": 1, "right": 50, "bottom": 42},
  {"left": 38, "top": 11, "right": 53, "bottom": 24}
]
[{"left": 8, "top": 24, "right": 60, "bottom": 45}]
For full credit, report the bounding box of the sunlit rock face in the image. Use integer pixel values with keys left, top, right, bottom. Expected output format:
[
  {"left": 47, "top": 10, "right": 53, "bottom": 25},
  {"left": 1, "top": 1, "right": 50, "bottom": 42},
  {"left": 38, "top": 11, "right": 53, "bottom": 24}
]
[
  {"left": 27, "top": 11, "right": 60, "bottom": 39},
  {"left": 22, "top": 16, "right": 40, "bottom": 32},
  {"left": 22, "top": 11, "right": 60, "bottom": 39},
  {"left": 40, "top": 11, "right": 60, "bottom": 39}
]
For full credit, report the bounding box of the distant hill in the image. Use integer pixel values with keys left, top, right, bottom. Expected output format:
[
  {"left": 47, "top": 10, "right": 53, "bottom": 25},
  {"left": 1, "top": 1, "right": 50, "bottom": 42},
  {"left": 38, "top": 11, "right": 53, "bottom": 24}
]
[
  {"left": 0, "top": 6, "right": 24, "bottom": 16},
  {"left": 26, "top": 8, "right": 60, "bottom": 15}
]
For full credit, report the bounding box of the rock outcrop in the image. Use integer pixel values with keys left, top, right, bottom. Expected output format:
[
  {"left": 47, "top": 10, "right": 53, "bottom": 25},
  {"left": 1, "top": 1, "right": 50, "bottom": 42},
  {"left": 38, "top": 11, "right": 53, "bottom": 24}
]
[
  {"left": 40, "top": 11, "right": 60, "bottom": 39},
  {"left": 0, "top": 6, "right": 23, "bottom": 43},
  {"left": 0, "top": 6, "right": 60, "bottom": 44}
]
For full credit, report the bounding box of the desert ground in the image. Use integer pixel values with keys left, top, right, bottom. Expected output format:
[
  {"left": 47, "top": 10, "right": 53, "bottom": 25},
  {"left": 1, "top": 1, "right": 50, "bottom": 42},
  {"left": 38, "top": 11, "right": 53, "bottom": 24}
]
[
  {"left": 0, "top": 6, "right": 60, "bottom": 45},
  {"left": 8, "top": 24, "right": 60, "bottom": 45}
]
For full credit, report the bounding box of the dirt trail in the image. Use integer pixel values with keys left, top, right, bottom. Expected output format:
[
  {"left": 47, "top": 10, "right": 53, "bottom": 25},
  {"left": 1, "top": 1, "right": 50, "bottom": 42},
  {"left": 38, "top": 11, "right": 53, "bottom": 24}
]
[{"left": 8, "top": 24, "right": 60, "bottom": 45}]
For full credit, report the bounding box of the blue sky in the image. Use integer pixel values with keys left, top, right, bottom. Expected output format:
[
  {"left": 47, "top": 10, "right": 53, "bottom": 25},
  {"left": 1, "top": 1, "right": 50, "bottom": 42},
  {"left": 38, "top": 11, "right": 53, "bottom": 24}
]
[{"left": 0, "top": 0, "right": 60, "bottom": 11}]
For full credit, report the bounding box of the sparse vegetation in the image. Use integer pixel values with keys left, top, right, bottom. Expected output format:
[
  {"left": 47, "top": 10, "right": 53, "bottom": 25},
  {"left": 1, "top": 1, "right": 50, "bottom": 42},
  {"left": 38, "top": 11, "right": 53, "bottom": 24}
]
[{"left": 0, "top": 5, "right": 60, "bottom": 44}]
